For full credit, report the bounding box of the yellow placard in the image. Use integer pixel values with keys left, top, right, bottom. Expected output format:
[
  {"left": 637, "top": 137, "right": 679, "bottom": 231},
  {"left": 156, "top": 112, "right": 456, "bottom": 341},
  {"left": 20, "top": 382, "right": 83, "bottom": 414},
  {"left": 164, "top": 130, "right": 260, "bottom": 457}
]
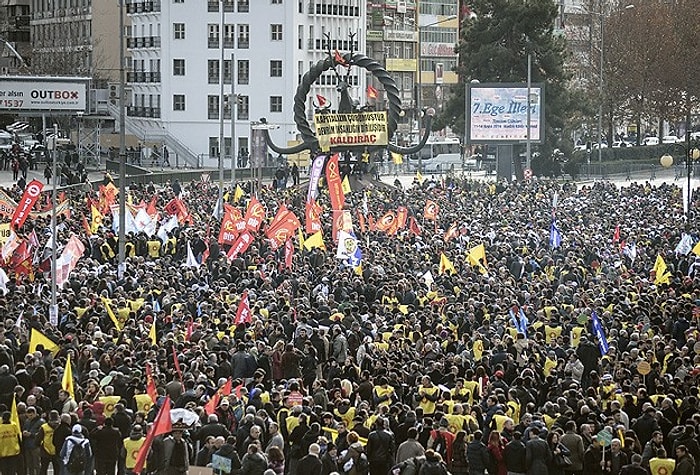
[
  {"left": 0, "top": 223, "right": 11, "bottom": 244},
  {"left": 313, "top": 111, "right": 388, "bottom": 152}
]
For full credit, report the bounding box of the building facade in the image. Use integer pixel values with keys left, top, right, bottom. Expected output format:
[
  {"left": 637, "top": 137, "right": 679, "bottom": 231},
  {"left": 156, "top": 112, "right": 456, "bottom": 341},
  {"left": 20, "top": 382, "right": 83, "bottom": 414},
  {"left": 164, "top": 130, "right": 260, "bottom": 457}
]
[
  {"left": 0, "top": 0, "right": 31, "bottom": 74},
  {"left": 126, "top": 0, "right": 367, "bottom": 166}
]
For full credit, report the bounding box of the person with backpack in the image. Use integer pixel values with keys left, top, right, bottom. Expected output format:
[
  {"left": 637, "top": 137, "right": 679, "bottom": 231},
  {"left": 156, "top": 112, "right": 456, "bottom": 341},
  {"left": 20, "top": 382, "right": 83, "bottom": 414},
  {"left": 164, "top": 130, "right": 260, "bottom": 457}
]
[{"left": 60, "top": 425, "right": 93, "bottom": 475}]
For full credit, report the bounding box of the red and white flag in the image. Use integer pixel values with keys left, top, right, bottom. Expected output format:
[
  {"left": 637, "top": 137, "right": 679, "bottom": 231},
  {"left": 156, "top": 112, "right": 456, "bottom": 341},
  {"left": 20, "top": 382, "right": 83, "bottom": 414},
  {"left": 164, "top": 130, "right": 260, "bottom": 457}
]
[{"left": 234, "top": 290, "right": 252, "bottom": 325}]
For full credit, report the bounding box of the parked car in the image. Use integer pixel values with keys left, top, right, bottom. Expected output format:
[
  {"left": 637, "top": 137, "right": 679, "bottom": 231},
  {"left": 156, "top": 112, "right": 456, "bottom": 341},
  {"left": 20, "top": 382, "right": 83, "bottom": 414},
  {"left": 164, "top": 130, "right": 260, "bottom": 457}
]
[
  {"left": 411, "top": 153, "right": 477, "bottom": 173},
  {"left": 643, "top": 136, "right": 659, "bottom": 146},
  {"left": 662, "top": 135, "right": 680, "bottom": 144}
]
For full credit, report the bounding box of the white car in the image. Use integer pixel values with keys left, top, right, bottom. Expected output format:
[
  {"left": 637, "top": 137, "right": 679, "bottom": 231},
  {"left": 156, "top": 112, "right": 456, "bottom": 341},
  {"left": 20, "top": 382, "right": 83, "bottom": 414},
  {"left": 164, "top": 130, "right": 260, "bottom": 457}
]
[
  {"left": 662, "top": 135, "right": 680, "bottom": 144},
  {"left": 643, "top": 137, "right": 659, "bottom": 146}
]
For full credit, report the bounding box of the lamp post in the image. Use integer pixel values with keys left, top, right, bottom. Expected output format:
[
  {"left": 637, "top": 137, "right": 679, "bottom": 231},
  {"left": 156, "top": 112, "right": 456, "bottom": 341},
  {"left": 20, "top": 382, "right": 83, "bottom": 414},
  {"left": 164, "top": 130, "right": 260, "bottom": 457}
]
[
  {"left": 659, "top": 115, "right": 699, "bottom": 217},
  {"left": 118, "top": 0, "right": 126, "bottom": 277},
  {"left": 217, "top": 0, "right": 226, "bottom": 218},
  {"left": 416, "top": 14, "right": 457, "bottom": 172}
]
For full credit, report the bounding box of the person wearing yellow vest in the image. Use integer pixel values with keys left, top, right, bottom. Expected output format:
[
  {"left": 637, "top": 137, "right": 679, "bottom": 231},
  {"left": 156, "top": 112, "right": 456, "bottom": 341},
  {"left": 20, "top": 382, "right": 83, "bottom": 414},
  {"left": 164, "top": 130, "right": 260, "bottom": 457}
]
[
  {"left": 0, "top": 410, "right": 22, "bottom": 475},
  {"left": 37, "top": 410, "right": 61, "bottom": 475},
  {"left": 415, "top": 376, "right": 440, "bottom": 416},
  {"left": 372, "top": 376, "right": 396, "bottom": 408},
  {"left": 122, "top": 424, "right": 146, "bottom": 474}
]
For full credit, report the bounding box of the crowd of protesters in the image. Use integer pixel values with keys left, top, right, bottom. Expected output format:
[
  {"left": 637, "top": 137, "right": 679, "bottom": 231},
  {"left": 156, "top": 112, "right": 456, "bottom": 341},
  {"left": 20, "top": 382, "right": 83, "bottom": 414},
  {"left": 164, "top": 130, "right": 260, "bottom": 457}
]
[{"left": 0, "top": 168, "right": 697, "bottom": 475}]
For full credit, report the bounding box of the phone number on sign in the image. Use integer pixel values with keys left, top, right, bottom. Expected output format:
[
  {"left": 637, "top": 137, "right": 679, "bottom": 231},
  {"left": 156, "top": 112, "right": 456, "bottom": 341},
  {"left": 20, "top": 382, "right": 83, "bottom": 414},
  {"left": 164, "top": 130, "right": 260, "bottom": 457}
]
[{"left": 1, "top": 99, "right": 23, "bottom": 108}]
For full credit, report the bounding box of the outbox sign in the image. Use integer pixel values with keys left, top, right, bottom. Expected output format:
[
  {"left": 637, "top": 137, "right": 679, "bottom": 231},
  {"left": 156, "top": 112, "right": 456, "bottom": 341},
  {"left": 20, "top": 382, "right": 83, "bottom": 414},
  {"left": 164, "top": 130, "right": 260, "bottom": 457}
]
[
  {"left": 0, "top": 77, "right": 88, "bottom": 111},
  {"left": 314, "top": 111, "right": 388, "bottom": 152},
  {"left": 468, "top": 83, "right": 545, "bottom": 144}
]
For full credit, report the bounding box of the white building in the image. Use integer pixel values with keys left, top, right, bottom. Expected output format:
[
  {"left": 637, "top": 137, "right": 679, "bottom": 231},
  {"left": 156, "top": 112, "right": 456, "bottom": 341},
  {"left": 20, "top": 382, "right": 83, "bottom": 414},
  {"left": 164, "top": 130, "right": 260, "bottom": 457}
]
[{"left": 125, "top": 0, "right": 366, "bottom": 167}]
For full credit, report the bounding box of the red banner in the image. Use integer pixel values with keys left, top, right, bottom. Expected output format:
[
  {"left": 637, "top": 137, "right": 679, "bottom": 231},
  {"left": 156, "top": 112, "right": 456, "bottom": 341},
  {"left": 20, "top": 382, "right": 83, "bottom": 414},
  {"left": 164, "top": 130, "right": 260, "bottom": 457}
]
[
  {"left": 305, "top": 200, "right": 323, "bottom": 234},
  {"left": 332, "top": 210, "right": 353, "bottom": 242},
  {"left": 284, "top": 239, "right": 293, "bottom": 269},
  {"left": 244, "top": 197, "right": 266, "bottom": 232},
  {"left": 11, "top": 179, "right": 43, "bottom": 229},
  {"left": 376, "top": 210, "right": 397, "bottom": 233},
  {"left": 325, "top": 153, "right": 345, "bottom": 211},
  {"left": 227, "top": 231, "right": 253, "bottom": 260},
  {"left": 234, "top": 291, "right": 252, "bottom": 325}
]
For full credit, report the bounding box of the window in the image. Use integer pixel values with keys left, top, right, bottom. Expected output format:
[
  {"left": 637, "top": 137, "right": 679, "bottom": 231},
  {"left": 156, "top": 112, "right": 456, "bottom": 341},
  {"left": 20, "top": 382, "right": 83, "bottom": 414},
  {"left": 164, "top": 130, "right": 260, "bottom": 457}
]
[
  {"left": 271, "top": 24, "right": 282, "bottom": 41},
  {"left": 237, "top": 0, "right": 249, "bottom": 12},
  {"left": 270, "top": 60, "right": 282, "bottom": 77},
  {"left": 173, "top": 23, "right": 185, "bottom": 39},
  {"left": 173, "top": 0, "right": 183, "bottom": 3},
  {"left": 237, "top": 95, "right": 249, "bottom": 120},
  {"left": 270, "top": 96, "right": 282, "bottom": 113},
  {"left": 238, "top": 60, "right": 249, "bottom": 84},
  {"left": 208, "top": 60, "right": 219, "bottom": 84},
  {"left": 208, "top": 24, "right": 219, "bottom": 48},
  {"left": 238, "top": 25, "right": 249, "bottom": 48},
  {"left": 272, "top": 0, "right": 282, "bottom": 3},
  {"left": 209, "top": 137, "right": 220, "bottom": 158},
  {"left": 173, "top": 59, "right": 185, "bottom": 76},
  {"left": 173, "top": 94, "right": 185, "bottom": 111},
  {"left": 208, "top": 95, "right": 219, "bottom": 120}
]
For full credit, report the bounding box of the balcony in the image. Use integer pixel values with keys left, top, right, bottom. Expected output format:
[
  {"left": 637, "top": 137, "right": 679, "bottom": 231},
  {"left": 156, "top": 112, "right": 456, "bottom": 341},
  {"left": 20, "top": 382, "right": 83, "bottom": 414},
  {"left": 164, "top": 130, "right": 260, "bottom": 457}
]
[
  {"left": 127, "top": 106, "right": 161, "bottom": 118},
  {"left": 127, "top": 36, "right": 161, "bottom": 49},
  {"left": 126, "top": 0, "right": 161, "bottom": 14},
  {"left": 127, "top": 71, "right": 161, "bottom": 83}
]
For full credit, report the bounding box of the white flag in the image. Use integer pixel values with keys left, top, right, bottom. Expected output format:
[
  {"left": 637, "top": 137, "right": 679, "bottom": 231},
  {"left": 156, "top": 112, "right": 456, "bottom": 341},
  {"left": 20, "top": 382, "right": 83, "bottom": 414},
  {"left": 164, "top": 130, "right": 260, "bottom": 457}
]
[
  {"left": 184, "top": 241, "right": 199, "bottom": 268},
  {"left": 675, "top": 233, "right": 694, "bottom": 255}
]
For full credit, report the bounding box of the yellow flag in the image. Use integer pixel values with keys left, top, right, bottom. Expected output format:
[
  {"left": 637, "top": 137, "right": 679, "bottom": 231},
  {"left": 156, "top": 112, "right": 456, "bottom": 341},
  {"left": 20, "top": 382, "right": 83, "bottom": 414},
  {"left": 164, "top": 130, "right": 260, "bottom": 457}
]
[
  {"left": 62, "top": 354, "right": 74, "bottom": 399},
  {"left": 90, "top": 205, "right": 103, "bottom": 233},
  {"left": 354, "top": 263, "right": 363, "bottom": 276},
  {"left": 693, "top": 240, "right": 700, "bottom": 256},
  {"left": 391, "top": 152, "right": 403, "bottom": 164},
  {"left": 544, "top": 357, "right": 557, "bottom": 377},
  {"left": 467, "top": 244, "right": 488, "bottom": 274},
  {"left": 649, "top": 457, "right": 675, "bottom": 475},
  {"left": 102, "top": 297, "right": 122, "bottom": 331},
  {"left": 29, "top": 328, "right": 59, "bottom": 355},
  {"left": 652, "top": 255, "right": 671, "bottom": 285},
  {"left": 99, "top": 396, "right": 121, "bottom": 417},
  {"left": 570, "top": 327, "right": 584, "bottom": 348},
  {"left": 439, "top": 252, "right": 456, "bottom": 275},
  {"left": 473, "top": 339, "right": 483, "bottom": 360},
  {"left": 134, "top": 394, "right": 154, "bottom": 414},
  {"left": 11, "top": 394, "right": 21, "bottom": 440},
  {"left": 303, "top": 230, "right": 326, "bottom": 251},
  {"left": 341, "top": 175, "right": 351, "bottom": 194},
  {"left": 297, "top": 227, "right": 305, "bottom": 251},
  {"left": 233, "top": 184, "right": 244, "bottom": 203},
  {"left": 149, "top": 322, "right": 157, "bottom": 346},
  {"left": 416, "top": 170, "right": 424, "bottom": 183}
]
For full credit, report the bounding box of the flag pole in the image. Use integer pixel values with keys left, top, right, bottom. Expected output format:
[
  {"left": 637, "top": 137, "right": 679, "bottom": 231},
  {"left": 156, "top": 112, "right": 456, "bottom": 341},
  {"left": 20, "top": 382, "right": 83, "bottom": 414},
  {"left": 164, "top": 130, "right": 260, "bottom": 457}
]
[{"left": 50, "top": 122, "right": 58, "bottom": 326}]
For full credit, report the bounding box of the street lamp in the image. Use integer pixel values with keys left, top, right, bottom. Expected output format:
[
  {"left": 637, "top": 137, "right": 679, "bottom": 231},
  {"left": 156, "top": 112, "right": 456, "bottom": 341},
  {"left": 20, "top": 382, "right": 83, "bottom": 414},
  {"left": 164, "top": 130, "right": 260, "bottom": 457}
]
[
  {"left": 416, "top": 14, "right": 458, "bottom": 172},
  {"left": 660, "top": 123, "right": 699, "bottom": 217}
]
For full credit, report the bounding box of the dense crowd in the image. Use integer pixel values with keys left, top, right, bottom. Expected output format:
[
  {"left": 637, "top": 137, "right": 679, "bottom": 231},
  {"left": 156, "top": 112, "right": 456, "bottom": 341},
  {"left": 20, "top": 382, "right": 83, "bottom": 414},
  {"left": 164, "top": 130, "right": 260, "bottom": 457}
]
[{"left": 0, "top": 168, "right": 698, "bottom": 475}]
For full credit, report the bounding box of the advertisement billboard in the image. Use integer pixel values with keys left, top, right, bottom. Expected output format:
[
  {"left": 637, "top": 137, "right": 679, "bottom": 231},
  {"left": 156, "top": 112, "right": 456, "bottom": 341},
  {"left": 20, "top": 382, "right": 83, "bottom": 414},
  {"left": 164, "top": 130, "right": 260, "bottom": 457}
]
[
  {"left": 0, "top": 76, "right": 88, "bottom": 112},
  {"left": 467, "top": 83, "right": 544, "bottom": 144}
]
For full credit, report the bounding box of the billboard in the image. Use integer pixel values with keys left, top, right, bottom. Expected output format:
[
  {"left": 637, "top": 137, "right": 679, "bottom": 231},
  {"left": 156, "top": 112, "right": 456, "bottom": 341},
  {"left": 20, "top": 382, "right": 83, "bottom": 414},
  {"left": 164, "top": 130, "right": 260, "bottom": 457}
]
[
  {"left": 313, "top": 111, "right": 388, "bottom": 152},
  {"left": 0, "top": 76, "right": 88, "bottom": 112},
  {"left": 467, "top": 83, "right": 544, "bottom": 144}
]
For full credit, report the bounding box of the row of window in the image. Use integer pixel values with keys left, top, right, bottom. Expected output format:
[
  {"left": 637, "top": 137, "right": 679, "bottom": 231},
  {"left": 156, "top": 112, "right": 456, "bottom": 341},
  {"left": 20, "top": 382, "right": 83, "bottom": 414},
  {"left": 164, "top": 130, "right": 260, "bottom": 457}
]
[
  {"left": 171, "top": 94, "right": 284, "bottom": 116},
  {"left": 168, "top": 58, "right": 280, "bottom": 82},
  {"left": 172, "top": 23, "right": 281, "bottom": 42},
  {"left": 301, "top": 1, "right": 361, "bottom": 16}
]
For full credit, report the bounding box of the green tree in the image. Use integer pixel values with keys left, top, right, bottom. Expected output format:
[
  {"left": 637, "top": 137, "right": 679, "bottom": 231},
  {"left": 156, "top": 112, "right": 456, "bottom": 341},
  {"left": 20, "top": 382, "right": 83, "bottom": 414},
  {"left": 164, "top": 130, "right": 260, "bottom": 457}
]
[{"left": 439, "top": 0, "right": 578, "bottom": 179}]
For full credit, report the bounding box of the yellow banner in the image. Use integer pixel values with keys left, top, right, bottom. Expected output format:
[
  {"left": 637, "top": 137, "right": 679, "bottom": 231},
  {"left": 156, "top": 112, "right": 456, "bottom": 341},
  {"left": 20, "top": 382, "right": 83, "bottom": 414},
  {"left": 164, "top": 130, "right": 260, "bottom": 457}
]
[
  {"left": 314, "top": 111, "right": 388, "bottom": 152},
  {"left": 0, "top": 223, "right": 11, "bottom": 244}
]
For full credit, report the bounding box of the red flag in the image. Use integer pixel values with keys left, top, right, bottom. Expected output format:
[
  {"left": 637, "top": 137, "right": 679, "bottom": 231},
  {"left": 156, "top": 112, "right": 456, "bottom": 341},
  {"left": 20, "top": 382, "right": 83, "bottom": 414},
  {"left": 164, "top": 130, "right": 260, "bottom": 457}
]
[
  {"left": 367, "top": 85, "right": 378, "bottom": 99},
  {"left": 82, "top": 215, "right": 92, "bottom": 237},
  {"left": 316, "top": 94, "right": 328, "bottom": 107},
  {"left": 27, "top": 230, "right": 39, "bottom": 249},
  {"left": 325, "top": 153, "right": 345, "bottom": 212},
  {"left": 204, "top": 378, "right": 232, "bottom": 416},
  {"left": 396, "top": 206, "right": 408, "bottom": 230},
  {"left": 334, "top": 50, "right": 347, "bottom": 65},
  {"left": 612, "top": 224, "right": 620, "bottom": 244},
  {"left": 145, "top": 363, "right": 158, "bottom": 403},
  {"left": 305, "top": 200, "right": 323, "bottom": 234},
  {"left": 376, "top": 211, "right": 397, "bottom": 233},
  {"left": 11, "top": 179, "right": 43, "bottom": 229},
  {"left": 133, "top": 397, "right": 172, "bottom": 474},
  {"left": 226, "top": 231, "right": 254, "bottom": 260},
  {"left": 243, "top": 197, "right": 266, "bottom": 232},
  {"left": 284, "top": 239, "right": 293, "bottom": 269},
  {"left": 409, "top": 217, "right": 422, "bottom": 236},
  {"left": 172, "top": 346, "right": 183, "bottom": 384},
  {"left": 234, "top": 383, "right": 243, "bottom": 399},
  {"left": 234, "top": 291, "right": 252, "bottom": 325},
  {"left": 146, "top": 194, "right": 158, "bottom": 216},
  {"left": 9, "top": 241, "right": 31, "bottom": 268}
]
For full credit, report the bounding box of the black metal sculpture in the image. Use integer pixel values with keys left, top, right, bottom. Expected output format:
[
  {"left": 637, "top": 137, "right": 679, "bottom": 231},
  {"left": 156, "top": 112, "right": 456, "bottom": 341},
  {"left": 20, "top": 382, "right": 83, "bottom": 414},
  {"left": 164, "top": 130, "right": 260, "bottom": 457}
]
[{"left": 262, "top": 36, "right": 433, "bottom": 157}]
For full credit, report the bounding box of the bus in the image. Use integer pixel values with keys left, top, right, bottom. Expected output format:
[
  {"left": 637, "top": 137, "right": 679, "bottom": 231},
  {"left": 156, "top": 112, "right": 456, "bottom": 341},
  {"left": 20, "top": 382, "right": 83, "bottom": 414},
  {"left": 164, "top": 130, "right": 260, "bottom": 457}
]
[{"left": 407, "top": 136, "right": 462, "bottom": 164}]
